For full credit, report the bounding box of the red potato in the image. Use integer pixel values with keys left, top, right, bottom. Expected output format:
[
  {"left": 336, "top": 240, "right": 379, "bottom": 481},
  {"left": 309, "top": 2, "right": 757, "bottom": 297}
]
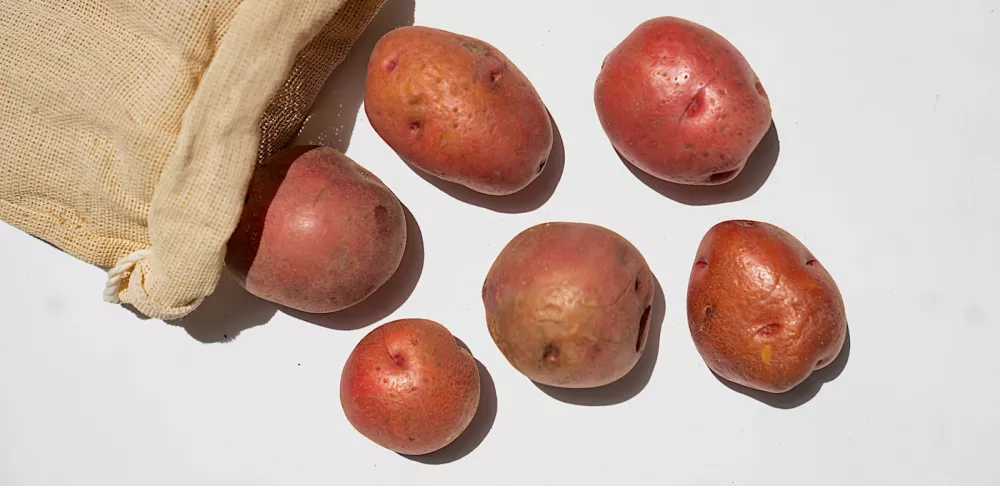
[
  {"left": 595, "top": 17, "right": 772, "bottom": 185},
  {"left": 225, "top": 145, "right": 406, "bottom": 313},
  {"left": 687, "top": 220, "right": 847, "bottom": 393},
  {"left": 483, "top": 222, "right": 654, "bottom": 388},
  {"left": 340, "top": 318, "right": 480, "bottom": 456},
  {"left": 365, "top": 26, "right": 553, "bottom": 195}
]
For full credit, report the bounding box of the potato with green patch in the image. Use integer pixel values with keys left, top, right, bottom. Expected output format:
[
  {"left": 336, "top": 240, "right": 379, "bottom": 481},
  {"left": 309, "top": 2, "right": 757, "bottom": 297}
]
[
  {"left": 365, "top": 26, "right": 553, "bottom": 196},
  {"left": 482, "top": 222, "right": 654, "bottom": 388}
]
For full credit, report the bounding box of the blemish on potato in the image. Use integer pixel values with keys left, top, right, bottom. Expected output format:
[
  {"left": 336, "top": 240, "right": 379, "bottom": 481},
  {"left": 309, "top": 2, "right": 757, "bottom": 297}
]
[
  {"left": 754, "top": 80, "right": 767, "bottom": 98},
  {"left": 761, "top": 345, "right": 772, "bottom": 364},
  {"left": 755, "top": 323, "right": 781, "bottom": 337},
  {"left": 373, "top": 205, "right": 390, "bottom": 232},
  {"left": 708, "top": 168, "right": 739, "bottom": 184},
  {"left": 679, "top": 87, "right": 706, "bottom": 121},
  {"left": 461, "top": 41, "right": 489, "bottom": 57},
  {"left": 636, "top": 306, "right": 651, "bottom": 352},
  {"left": 542, "top": 343, "right": 559, "bottom": 362}
]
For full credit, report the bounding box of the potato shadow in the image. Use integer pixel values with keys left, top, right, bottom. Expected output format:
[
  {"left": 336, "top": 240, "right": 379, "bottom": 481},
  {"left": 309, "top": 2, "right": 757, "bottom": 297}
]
[
  {"left": 532, "top": 276, "right": 666, "bottom": 406},
  {"left": 292, "top": 0, "right": 416, "bottom": 151},
  {"left": 166, "top": 269, "right": 278, "bottom": 343},
  {"left": 714, "top": 325, "right": 852, "bottom": 409},
  {"left": 405, "top": 356, "right": 498, "bottom": 465},
  {"left": 621, "top": 121, "right": 780, "bottom": 206},
  {"left": 404, "top": 113, "right": 565, "bottom": 214},
  {"left": 282, "top": 205, "right": 424, "bottom": 330}
]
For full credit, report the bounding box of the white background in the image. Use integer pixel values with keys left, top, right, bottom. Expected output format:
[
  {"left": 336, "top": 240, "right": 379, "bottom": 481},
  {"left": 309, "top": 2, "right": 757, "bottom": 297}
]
[{"left": 2, "top": 0, "right": 998, "bottom": 484}]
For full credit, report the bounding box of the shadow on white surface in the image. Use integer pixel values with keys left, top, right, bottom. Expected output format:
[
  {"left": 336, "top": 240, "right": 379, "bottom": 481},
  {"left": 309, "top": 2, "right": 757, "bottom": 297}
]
[
  {"left": 532, "top": 275, "right": 667, "bottom": 406},
  {"left": 404, "top": 358, "right": 498, "bottom": 465},
  {"left": 620, "top": 121, "right": 781, "bottom": 206},
  {"left": 713, "top": 325, "right": 852, "bottom": 409},
  {"left": 165, "top": 270, "right": 278, "bottom": 343},
  {"left": 293, "top": 0, "right": 416, "bottom": 151},
  {"left": 282, "top": 205, "right": 424, "bottom": 331},
  {"left": 403, "top": 113, "right": 565, "bottom": 214}
]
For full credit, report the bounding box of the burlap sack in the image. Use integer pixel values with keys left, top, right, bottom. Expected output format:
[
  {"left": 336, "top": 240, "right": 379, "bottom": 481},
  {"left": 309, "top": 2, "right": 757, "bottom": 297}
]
[{"left": 0, "top": 0, "right": 386, "bottom": 319}]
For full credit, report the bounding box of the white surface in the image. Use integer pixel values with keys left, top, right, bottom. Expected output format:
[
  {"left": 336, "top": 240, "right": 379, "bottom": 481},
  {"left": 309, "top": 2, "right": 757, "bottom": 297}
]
[{"left": 2, "top": 1, "right": 998, "bottom": 484}]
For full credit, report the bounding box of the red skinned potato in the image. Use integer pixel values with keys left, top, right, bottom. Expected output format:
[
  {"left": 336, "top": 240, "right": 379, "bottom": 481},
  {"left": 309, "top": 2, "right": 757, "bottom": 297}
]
[
  {"left": 225, "top": 145, "right": 406, "bottom": 314},
  {"left": 595, "top": 16, "right": 772, "bottom": 185},
  {"left": 340, "top": 318, "right": 481, "bottom": 456},
  {"left": 687, "top": 220, "right": 847, "bottom": 393},
  {"left": 365, "top": 26, "right": 553, "bottom": 196},
  {"left": 483, "top": 222, "right": 654, "bottom": 388}
]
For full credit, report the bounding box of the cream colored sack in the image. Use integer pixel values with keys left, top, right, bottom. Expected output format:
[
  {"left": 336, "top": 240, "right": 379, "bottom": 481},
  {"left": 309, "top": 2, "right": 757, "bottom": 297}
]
[{"left": 0, "top": 0, "right": 385, "bottom": 319}]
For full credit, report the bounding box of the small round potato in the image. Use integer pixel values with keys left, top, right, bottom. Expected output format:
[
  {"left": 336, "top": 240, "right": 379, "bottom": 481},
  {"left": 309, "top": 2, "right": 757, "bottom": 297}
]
[{"left": 340, "top": 318, "right": 480, "bottom": 456}]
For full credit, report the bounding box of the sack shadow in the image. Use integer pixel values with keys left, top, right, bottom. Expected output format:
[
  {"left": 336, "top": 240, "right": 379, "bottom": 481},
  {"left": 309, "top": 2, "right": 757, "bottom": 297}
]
[
  {"left": 166, "top": 269, "right": 278, "bottom": 343},
  {"left": 403, "top": 345, "right": 498, "bottom": 465},
  {"left": 620, "top": 121, "right": 780, "bottom": 206},
  {"left": 403, "top": 112, "right": 565, "bottom": 214},
  {"left": 532, "top": 275, "right": 667, "bottom": 406},
  {"left": 713, "top": 325, "right": 852, "bottom": 409},
  {"left": 282, "top": 204, "right": 424, "bottom": 331},
  {"left": 293, "top": 0, "right": 416, "bottom": 151}
]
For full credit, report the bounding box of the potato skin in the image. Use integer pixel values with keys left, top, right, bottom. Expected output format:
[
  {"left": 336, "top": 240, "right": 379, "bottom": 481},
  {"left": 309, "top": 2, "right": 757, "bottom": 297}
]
[
  {"left": 340, "top": 319, "right": 481, "bottom": 456},
  {"left": 225, "top": 146, "right": 406, "bottom": 314},
  {"left": 482, "top": 222, "right": 654, "bottom": 388},
  {"left": 594, "top": 17, "right": 772, "bottom": 185},
  {"left": 365, "top": 26, "right": 553, "bottom": 195},
  {"left": 687, "top": 220, "right": 847, "bottom": 393}
]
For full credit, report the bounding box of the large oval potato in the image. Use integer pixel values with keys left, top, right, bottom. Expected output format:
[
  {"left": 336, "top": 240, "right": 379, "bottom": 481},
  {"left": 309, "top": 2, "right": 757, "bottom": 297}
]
[
  {"left": 482, "top": 222, "right": 654, "bottom": 388},
  {"left": 365, "top": 26, "right": 553, "bottom": 196},
  {"left": 687, "top": 220, "right": 847, "bottom": 393},
  {"left": 595, "top": 17, "right": 772, "bottom": 185},
  {"left": 226, "top": 145, "right": 406, "bottom": 313}
]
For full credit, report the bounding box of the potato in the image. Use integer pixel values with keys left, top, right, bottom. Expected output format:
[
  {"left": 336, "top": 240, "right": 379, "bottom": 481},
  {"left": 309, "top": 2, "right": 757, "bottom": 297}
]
[
  {"left": 340, "top": 318, "right": 480, "bottom": 456},
  {"left": 482, "top": 222, "right": 654, "bottom": 388},
  {"left": 365, "top": 26, "right": 553, "bottom": 196},
  {"left": 225, "top": 145, "right": 406, "bottom": 314},
  {"left": 594, "top": 17, "right": 772, "bottom": 185},
  {"left": 687, "top": 220, "right": 847, "bottom": 393}
]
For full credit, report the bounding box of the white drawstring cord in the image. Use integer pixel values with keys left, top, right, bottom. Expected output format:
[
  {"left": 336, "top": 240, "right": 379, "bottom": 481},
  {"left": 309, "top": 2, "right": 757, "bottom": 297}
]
[{"left": 103, "top": 248, "right": 152, "bottom": 304}]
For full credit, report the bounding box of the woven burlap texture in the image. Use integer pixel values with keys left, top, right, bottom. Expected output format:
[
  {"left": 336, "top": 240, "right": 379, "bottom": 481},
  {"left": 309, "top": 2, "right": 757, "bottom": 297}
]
[{"left": 0, "top": 0, "right": 385, "bottom": 319}]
